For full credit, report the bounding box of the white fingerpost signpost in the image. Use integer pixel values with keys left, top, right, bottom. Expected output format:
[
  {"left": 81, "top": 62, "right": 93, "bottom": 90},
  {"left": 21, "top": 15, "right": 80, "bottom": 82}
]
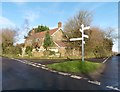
[{"left": 70, "top": 24, "right": 90, "bottom": 62}]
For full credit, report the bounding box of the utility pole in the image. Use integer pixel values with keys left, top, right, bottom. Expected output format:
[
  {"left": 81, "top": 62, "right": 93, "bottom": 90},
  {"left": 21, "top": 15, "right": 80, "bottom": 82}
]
[{"left": 70, "top": 24, "right": 90, "bottom": 62}]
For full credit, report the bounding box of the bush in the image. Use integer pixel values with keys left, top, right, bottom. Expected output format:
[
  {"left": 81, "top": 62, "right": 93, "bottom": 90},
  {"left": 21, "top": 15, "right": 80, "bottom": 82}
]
[
  {"left": 43, "top": 50, "right": 50, "bottom": 56},
  {"left": 14, "top": 46, "right": 22, "bottom": 55},
  {"left": 49, "top": 51, "right": 55, "bottom": 55},
  {"left": 25, "top": 46, "right": 33, "bottom": 56}
]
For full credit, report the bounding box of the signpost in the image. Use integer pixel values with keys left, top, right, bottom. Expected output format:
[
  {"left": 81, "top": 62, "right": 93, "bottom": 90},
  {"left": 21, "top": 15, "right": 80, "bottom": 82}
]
[
  {"left": 69, "top": 24, "right": 90, "bottom": 62},
  {"left": 70, "top": 38, "right": 82, "bottom": 41}
]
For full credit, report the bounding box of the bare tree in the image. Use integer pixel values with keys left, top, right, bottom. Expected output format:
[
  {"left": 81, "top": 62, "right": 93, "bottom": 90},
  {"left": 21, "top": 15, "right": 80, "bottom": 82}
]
[
  {"left": 2, "top": 28, "right": 17, "bottom": 46},
  {"left": 85, "top": 27, "right": 105, "bottom": 57},
  {"left": 63, "top": 10, "right": 92, "bottom": 56},
  {"left": 104, "top": 27, "right": 118, "bottom": 42},
  {"left": 64, "top": 10, "right": 92, "bottom": 38},
  {"left": 85, "top": 27, "right": 114, "bottom": 58},
  {"left": 1, "top": 28, "right": 17, "bottom": 54},
  {"left": 23, "top": 18, "right": 30, "bottom": 38},
  {"left": 63, "top": 10, "right": 114, "bottom": 58}
]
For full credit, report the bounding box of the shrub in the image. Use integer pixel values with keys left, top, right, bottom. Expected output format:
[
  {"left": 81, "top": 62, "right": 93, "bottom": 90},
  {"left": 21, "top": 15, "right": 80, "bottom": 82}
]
[
  {"left": 25, "top": 46, "right": 33, "bottom": 56},
  {"left": 49, "top": 51, "right": 55, "bottom": 55}
]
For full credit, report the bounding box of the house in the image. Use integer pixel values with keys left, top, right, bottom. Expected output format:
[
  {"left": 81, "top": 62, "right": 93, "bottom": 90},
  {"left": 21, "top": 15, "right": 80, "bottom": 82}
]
[{"left": 24, "top": 22, "right": 66, "bottom": 57}]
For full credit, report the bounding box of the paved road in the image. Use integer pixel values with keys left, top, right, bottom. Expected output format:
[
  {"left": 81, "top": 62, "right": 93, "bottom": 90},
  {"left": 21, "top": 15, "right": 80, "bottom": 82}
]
[
  {"left": 26, "top": 55, "right": 120, "bottom": 90},
  {"left": 2, "top": 57, "right": 109, "bottom": 90},
  {"left": 98, "top": 55, "right": 120, "bottom": 90}
]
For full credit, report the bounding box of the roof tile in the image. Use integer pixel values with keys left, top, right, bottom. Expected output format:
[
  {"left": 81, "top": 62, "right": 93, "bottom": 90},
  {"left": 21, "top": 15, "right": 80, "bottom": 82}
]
[{"left": 27, "top": 28, "right": 58, "bottom": 40}]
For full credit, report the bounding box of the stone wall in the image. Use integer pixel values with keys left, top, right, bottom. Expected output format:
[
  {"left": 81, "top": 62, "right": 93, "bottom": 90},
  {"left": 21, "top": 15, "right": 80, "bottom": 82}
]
[
  {"left": 59, "top": 47, "right": 66, "bottom": 57},
  {"left": 32, "top": 51, "right": 44, "bottom": 57}
]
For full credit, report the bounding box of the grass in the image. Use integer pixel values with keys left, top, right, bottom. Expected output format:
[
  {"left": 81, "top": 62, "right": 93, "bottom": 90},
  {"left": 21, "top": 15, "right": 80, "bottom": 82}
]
[{"left": 47, "top": 61, "right": 102, "bottom": 74}]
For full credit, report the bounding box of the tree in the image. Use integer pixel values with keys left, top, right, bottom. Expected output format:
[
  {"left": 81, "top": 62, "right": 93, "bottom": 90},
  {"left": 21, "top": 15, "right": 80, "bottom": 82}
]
[
  {"left": 25, "top": 46, "right": 33, "bottom": 56},
  {"left": 24, "top": 19, "right": 30, "bottom": 35},
  {"left": 63, "top": 10, "right": 114, "bottom": 58},
  {"left": 14, "top": 44, "right": 23, "bottom": 55},
  {"left": 64, "top": 10, "right": 92, "bottom": 36},
  {"left": 85, "top": 27, "right": 114, "bottom": 58},
  {"left": 63, "top": 10, "right": 92, "bottom": 56},
  {"left": 2, "top": 28, "right": 17, "bottom": 45},
  {"left": 23, "top": 19, "right": 30, "bottom": 39},
  {"left": 43, "top": 31, "right": 53, "bottom": 50},
  {"left": 1, "top": 28, "right": 17, "bottom": 54},
  {"left": 102, "top": 27, "right": 115, "bottom": 55},
  {"left": 37, "top": 25, "right": 49, "bottom": 32},
  {"left": 27, "top": 25, "right": 49, "bottom": 36}
]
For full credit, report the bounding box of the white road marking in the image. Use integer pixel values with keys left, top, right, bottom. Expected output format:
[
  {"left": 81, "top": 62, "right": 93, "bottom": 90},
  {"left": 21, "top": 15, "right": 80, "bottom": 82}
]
[
  {"left": 31, "top": 64, "right": 37, "bottom": 67},
  {"left": 70, "top": 75, "right": 82, "bottom": 79},
  {"left": 88, "top": 80, "right": 101, "bottom": 85},
  {"left": 11, "top": 58, "right": 120, "bottom": 91},
  {"left": 49, "top": 70, "right": 57, "bottom": 73},
  {"left": 38, "top": 64, "right": 41, "bottom": 65},
  {"left": 44, "top": 68, "right": 49, "bottom": 70},
  {"left": 83, "top": 78, "right": 88, "bottom": 80},
  {"left": 106, "top": 86, "right": 120, "bottom": 91},
  {"left": 22, "top": 62, "right": 26, "bottom": 63},
  {"left": 35, "top": 65, "right": 40, "bottom": 67},
  {"left": 41, "top": 65, "right": 45, "bottom": 67},
  {"left": 58, "top": 72, "right": 71, "bottom": 76},
  {"left": 102, "top": 57, "right": 110, "bottom": 63},
  {"left": 33, "top": 63, "right": 38, "bottom": 65},
  {"left": 41, "top": 67, "right": 47, "bottom": 69},
  {"left": 27, "top": 62, "right": 32, "bottom": 65}
]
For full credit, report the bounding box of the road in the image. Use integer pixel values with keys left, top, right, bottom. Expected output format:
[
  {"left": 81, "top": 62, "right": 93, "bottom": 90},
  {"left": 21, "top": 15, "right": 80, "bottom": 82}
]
[
  {"left": 1, "top": 56, "right": 119, "bottom": 90},
  {"left": 98, "top": 55, "right": 120, "bottom": 90}
]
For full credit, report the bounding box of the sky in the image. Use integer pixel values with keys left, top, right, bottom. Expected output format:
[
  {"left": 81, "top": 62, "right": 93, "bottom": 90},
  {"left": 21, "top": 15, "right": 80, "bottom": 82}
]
[{"left": 0, "top": 1, "right": 118, "bottom": 52}]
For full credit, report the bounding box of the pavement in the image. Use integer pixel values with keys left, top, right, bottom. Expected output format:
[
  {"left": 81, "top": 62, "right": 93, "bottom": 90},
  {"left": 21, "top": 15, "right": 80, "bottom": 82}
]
[{"left": 1, "top": 56, "right": 120, "bottom": 91}]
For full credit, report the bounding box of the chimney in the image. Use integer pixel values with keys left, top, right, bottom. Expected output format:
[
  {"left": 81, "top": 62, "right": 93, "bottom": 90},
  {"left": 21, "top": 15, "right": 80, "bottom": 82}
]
[
  {"left": 58, "top": 22, "right": 62, "bottom": 28},
  {"left": 30, "top": 29, "right": 35, "bottom": 35}
]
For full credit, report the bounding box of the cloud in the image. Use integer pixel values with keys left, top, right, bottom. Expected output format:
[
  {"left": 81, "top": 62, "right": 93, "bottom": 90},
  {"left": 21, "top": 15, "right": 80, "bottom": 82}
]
[{"left": 0, "top": 16, "right": 16, "bottom": 28}]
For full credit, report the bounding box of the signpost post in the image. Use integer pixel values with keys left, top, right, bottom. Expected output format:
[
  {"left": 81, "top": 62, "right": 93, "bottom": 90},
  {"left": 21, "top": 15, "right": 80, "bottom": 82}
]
[{"left": 70, "top": 24, "right": 90, "bottom": 62}]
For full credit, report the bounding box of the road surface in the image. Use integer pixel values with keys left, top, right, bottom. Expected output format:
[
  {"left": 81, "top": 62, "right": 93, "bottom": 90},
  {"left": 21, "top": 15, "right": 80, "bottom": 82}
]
[
  {"left": 1, "top": 56, "right": 119, "bottom": 91},
  {"left": 98, "top": 55, "right": 120, "bottom": 90}
]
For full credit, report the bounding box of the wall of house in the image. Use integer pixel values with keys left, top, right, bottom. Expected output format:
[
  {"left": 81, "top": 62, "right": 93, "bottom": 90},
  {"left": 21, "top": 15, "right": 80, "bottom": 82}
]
[
  {"left": 58, "top": 47, "right": 66, "bottom": 57},
  {"left": 24, "top": 29, "right": 67, "bottom": 57},
  {"left": 25, "top": 39, "right": 32, "bottom": 47},
  {"left": 66, "top": 48, "right": 81, "bottom": 57},
  {"left": 52, "top": 29, "right": 63, "bottom": 41}
]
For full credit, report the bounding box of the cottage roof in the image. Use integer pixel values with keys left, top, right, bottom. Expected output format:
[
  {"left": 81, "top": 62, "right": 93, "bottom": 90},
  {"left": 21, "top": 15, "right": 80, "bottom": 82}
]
[
  {"left": 25, "top": 27, "right": 66, "bottom": 48},
  {"left": 54, "top": 41, "right": 66, "bottom": 47},
  {"left": 26, "top": 28, "right": 59, "bottom": 40}
]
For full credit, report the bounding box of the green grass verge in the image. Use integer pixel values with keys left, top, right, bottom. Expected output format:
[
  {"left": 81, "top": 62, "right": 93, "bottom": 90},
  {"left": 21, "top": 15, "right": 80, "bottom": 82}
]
[{"left": 47, "top": 61, "right": 102, "bottom": 74}]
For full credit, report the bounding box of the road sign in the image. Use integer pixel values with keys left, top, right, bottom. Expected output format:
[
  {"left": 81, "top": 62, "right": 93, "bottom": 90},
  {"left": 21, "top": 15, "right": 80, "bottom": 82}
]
[
  {"left": 70, "top": 38, "right": 82, "bottom": 41},
  {"left": 83, "top": 41, "right": 85, "bottom": 44},
  {"left": 83, "top": 34, "right": 89, "bottom": 38},
  {"left": 69, "top": 24, "right": 90, "bottom": 62},
  {"left": 83, "top": 26, "right": 90, "bottom": 30},
  {"left": 80, "top": 29, "right": 83, "bottom": 33}
]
